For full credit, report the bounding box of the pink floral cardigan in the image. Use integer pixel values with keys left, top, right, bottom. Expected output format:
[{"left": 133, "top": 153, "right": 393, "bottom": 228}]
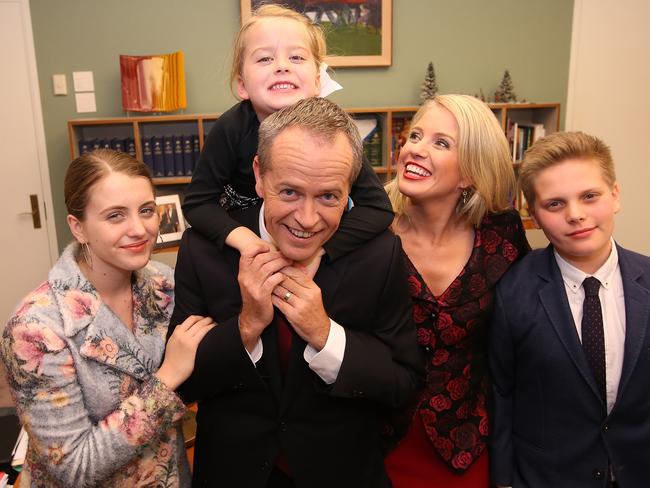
[{"left": 0, "top": 243, "right": 191, "bottom": 487}]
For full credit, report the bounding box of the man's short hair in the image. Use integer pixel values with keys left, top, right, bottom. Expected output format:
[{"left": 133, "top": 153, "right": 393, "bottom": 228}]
[
  {"left": 257, "top": 97, "right": 363, "bottom": 184},
  {"left": 519, "top": 131, "right": 616, "bottom": 212}
]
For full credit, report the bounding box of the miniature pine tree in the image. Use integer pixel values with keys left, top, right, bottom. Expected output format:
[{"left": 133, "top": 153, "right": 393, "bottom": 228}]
[
  {"left": 495, "top": 70, "right": 517, "bottom": 103},
  {"left": 420, "top": 62, "right": 438, "bottom": 104}
]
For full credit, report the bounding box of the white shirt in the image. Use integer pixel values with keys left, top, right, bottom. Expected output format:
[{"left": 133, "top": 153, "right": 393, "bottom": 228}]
[
  {"left": 243, "top": 204, "right": 346, "bottom": 384},
  {"left": 555, "top": 240, "right": 626, "bottom": 414}
]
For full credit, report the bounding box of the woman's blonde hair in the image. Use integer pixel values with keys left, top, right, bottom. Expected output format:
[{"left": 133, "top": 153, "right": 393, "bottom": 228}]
[
  {"left": 229, "top": 4, "right": 326, "bottom": 97},
  {"left": 386, "top": 94, "right": 515, "bottom": 227}
]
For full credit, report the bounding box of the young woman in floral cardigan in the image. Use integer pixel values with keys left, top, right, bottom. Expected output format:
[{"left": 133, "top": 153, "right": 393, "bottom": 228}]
[
  {"left": 383, "top": 95, "right": 530, "bottom": 487},
  {"left": 1, "top": 149, "right": 214, "bottom": 488}
]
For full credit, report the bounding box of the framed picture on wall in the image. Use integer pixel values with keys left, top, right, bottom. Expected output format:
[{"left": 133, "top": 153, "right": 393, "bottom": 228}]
[
  {"left": 155, "top": 194, "right": 186, "bottom": 248},
  {"left": 240, "top": 0, "right": 392, "bottom": 67}
]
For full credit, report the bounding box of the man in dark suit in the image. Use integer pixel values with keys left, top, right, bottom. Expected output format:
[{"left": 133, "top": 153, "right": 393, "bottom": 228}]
[
  {"left": 489, "top": 131, "right": 650, "bottom": 488},
  {"left": 169, "top": 97, "right": 422, "bottom": 488}
]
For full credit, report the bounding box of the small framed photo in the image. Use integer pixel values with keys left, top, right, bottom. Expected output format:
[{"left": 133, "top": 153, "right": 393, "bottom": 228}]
[
  {"left": 155, "top": 194, "right": 186, "bottom": 248},
  {"left": 241, "top": 0, "right": 392, "bottom": 68}
]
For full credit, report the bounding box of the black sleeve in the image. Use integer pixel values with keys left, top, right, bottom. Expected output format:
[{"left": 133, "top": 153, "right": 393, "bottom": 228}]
[
  {"left": 168, "top": 230, "right": 263, "bottom": 403},
  {"left": 328, "top": 233, "right": 424, "bottom": 408},
  {"left": 182, "top": 102, "right": 259, "bottom": 249},
  {"left": 323, "top": 157, "right": 394, "bottom": 261},
  {"left": 488, "top": 283, "right": 516, "bottom": 486}
]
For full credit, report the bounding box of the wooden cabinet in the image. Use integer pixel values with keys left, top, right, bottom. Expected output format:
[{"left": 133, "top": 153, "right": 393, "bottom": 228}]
[{"left": 67, "top": 114, "right": 218, "bottom": 186}]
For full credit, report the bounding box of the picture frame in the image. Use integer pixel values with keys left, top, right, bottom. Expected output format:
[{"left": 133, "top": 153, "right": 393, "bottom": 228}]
[
  {"left": 240, "top": 0, "right": 392, "bottom": 68},
  {"left": 155, "top": 194, "right": 186, "bottom": 248}
]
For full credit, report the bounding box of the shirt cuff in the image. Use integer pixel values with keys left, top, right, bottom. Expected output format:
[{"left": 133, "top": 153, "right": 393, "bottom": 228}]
[
  {"left": 304, "top": 319, "right": 345, "bottom": 384},
  {"left": 247, "top": 339, "right": 263, "bottom": 364}
]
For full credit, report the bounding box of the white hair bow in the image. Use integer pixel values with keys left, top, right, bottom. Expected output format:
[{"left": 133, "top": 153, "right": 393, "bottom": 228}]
[{"left": 319, "top": 63, "right": 343, "bottom": 97}]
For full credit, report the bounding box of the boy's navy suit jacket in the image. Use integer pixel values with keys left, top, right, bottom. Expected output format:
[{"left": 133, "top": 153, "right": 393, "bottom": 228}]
[{"left": 490, "top": 243, "right": 650, "bottom": 488}]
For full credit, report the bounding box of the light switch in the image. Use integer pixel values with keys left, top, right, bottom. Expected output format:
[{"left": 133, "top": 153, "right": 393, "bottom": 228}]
[{"left": 52, "top": 74, "right": 67, "bottom": 95}]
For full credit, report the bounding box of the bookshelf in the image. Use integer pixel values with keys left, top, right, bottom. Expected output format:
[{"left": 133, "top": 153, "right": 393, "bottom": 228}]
[
  {"left": 67, "top": 102, "right": 559, "bottom": 228},
  {"left": 67, "top": 114, "right": 219, "bottom": 186}
]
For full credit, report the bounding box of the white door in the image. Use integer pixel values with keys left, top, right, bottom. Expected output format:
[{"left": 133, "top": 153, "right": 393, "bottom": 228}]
[
  {"left": 566, "top": 0, "right": 650, "bottom": 254},
  {"left": 0, "top": 0, "right": 58, "bottom": 326}
]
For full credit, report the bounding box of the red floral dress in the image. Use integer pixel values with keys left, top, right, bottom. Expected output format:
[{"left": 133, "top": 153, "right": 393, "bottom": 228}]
[{"left": 385, "top": 210, "right": 529, "bottom": 487}]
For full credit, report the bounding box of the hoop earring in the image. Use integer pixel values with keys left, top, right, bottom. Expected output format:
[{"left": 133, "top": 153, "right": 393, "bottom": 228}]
[
  {"left": 80, "top": 242, "right": 93, "bottom": 269},
  {"left": 157, "top": 231, "right": 164, "bottom": 244}
]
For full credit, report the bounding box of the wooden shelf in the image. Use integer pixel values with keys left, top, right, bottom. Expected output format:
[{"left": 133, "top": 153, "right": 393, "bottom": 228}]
[
  {"left": 68, "top": 102, "right": 559, "bottom": 224},
  {"left": 153, "top": 176, "right": 191, "bottom": 185}
]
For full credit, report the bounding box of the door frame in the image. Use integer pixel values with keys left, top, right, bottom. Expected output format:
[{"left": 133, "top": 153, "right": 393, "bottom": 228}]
[{"left": 10, "top": 0, "right": 58, "bottom": 262}]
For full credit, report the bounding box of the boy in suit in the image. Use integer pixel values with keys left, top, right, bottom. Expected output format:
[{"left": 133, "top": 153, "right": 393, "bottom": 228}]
[{"left": 489, "top": 131, "right": 650, "bottom": 488}]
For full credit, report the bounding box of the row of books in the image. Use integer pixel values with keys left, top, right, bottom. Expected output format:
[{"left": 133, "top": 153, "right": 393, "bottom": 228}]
[
  {"left": 507, "top": 120, "right": 546, "bottom": 161},
  {"left": 78, "top": 135, "right": 201, "bottom": 178},
  {"left": 79, "top": 138, "right": 137, "bottom": 158},
  {"left": 142, "top": 135, "right": 200, "bottom": 178}
]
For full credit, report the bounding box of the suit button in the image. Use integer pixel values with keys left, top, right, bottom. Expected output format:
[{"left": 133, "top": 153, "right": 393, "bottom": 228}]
[
  {"left": 593, "top": 469, "right": 604, "bottom": 480},
  {"left": 603, "top": 424, "right": 609, "bottom": 432},
  {"left": 423, "top": 345, "right": 431, "bottom": 353},
  {"left": 279, "top": 422, "right": 287, "bottom": 432},
  {"left": 260, "top": 461, "right": 271, "bottom": 471}
]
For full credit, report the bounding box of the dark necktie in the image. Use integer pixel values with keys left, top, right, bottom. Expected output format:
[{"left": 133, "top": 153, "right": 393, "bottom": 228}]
[
  {"left": 274, "top": 313, "right": 293, "bottom": 478},
  {"left": 581, "top": 277, "right": 606, "bottom": 402},
  {"left": 276, "top": 313, "right": 292, "bottom": 374}
]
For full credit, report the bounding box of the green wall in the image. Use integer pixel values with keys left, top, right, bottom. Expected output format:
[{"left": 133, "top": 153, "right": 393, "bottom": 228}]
[{"left": 29, "top": 0, "right": 574, "bottom": 251}]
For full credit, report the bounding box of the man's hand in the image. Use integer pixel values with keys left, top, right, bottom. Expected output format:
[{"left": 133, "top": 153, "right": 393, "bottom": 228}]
[
  {"left": 238, "top": 244, "right": 292, "bottom": 352},
  {"left": 272, "top": 266, "right": 330, "bottom": 350}
]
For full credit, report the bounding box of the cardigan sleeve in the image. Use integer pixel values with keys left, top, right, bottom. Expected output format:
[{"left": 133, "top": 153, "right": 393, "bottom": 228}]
[{"left": 0, "top": 299, "right": 186, "bottom": 487}]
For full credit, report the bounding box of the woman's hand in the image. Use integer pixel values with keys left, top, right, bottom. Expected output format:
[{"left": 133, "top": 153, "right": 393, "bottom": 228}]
[{"left": 155, "top": 315, "right": 216, "bottom": 390}]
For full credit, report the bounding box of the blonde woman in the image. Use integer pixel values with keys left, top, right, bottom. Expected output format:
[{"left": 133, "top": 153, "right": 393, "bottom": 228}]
[{"left": 383, "top": 95, "right": 530, "bottom": 487}]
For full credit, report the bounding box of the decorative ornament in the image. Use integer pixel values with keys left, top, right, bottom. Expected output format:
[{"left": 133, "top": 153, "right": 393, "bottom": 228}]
[
  {"left": 420, "top": 61, "right": 438, "bottom": 105},
  {"left": 494, "top": 69, "right": 517, "bottom": 103}
]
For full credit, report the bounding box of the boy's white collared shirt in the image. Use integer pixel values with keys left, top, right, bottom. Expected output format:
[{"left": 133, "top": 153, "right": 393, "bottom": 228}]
[{"left": 555, "top": 239, "right": 626, "bottom": 414}]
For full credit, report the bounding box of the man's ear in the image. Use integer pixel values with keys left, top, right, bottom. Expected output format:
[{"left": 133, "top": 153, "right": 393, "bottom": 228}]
[
  {"left": 67, "top": 214, "right": 86, "bottom": 243},
  {"left": 253, "top": 156, "right": 264, "bottom": 199},
  {"left": 236, "top": 76, "right": 250, "bottom": 100}
]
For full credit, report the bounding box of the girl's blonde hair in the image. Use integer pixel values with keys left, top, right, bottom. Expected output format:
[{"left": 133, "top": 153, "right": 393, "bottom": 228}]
[
  {"left": 230, "top": 4, "right": 326, "bottom": 97},
  {"left": 386, "top": 94, "right": 515, "bottom": 227}
]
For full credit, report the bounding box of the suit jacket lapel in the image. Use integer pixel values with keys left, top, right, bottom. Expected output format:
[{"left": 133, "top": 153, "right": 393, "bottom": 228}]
[
  {"left": 537, "top": 246, "right": 605, "bottom": 405},
  {"left": 615, "top": 246, "right": 650, "bottom": 402}
]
